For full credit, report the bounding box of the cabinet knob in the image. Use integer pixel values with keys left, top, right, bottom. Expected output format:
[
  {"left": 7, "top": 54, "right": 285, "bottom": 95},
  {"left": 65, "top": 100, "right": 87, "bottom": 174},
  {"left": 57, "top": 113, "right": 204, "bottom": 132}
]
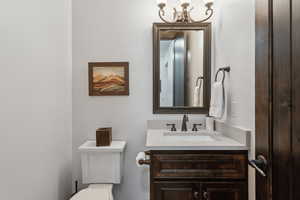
[
  {"left": 193, "top": 191, "right": 200, "bottom": 199},
  {"left": 203, "top": 191, "right": 208, "bottom": 199}
]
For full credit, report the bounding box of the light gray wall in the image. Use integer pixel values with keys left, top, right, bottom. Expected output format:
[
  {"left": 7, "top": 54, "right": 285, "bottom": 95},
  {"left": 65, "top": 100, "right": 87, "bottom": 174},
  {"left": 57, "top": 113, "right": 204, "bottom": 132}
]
[
  {"left": 72, "top": 1, "right": 205, "bottom": 200},
  {"left": 0, "top": 0, "right": 72, "bottom": 200},
  {"left": 212, "top": 0, "right": 255, "bottom": 199}
]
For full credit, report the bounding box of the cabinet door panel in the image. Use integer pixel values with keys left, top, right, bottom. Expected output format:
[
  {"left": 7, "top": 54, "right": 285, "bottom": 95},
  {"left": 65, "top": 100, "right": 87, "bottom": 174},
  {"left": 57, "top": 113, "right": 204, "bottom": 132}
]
[
  {"left": 202, "top": 182, "right": 247, "bottom": 200},
  {"left": 153, "top": 182, "right": 199, "bottom": 200}
]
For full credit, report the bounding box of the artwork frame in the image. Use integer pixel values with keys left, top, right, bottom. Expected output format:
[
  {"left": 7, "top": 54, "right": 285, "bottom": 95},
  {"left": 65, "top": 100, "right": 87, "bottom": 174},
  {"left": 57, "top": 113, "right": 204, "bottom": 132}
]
[{"left": 89, "top": 62, "right": 129, "bottom": 96}]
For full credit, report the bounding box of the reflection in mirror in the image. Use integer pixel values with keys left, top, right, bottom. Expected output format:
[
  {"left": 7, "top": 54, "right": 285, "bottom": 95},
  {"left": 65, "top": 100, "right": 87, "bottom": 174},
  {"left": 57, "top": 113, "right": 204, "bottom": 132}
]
[{"left": 159, "top": 30, "right": 204, "bottom": 107}]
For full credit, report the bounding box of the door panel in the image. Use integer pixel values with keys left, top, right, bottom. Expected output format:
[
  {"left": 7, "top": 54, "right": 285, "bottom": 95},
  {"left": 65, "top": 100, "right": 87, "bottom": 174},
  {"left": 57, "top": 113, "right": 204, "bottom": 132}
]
[
  {"left": 153, "top": 182, "right": 199, "bottom": 200},
  {"left": 292, "top": 0, "right": 300, "bottom": 199},
  {"left": 272, "top": 0, "right": 292, "bottom": 199},
  {"left": 255, "top": 0, "right": 273, "bottom": 199},
  {"left": 202, "top": 182, "right": 247, "bottom": 200}
]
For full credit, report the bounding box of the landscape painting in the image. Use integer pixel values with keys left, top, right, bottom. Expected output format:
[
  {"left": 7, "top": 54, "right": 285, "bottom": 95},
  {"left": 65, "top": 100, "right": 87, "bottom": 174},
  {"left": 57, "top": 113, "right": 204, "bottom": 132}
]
[{"left": 89, "top": 62, "right": 129, "bottom": 96}]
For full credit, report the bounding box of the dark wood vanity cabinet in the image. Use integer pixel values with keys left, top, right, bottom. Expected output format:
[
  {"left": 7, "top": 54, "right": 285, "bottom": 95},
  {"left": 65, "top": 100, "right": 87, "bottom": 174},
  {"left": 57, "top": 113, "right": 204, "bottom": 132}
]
[{"left": 149, "top": 150, "right": 248, "bottom": 200}]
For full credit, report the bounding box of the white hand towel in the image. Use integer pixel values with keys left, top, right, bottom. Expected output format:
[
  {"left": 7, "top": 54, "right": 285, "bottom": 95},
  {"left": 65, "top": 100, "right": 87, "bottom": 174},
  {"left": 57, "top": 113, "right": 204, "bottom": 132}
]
[
  {"left": 193, "top": 86, "right": 201, "bottom": 107},
  {"left": 193, "top": 78, "right": 203, "bottom": 107},
  {"left": 136, "top": 152, "right": 146, "bottom": 168},
  {"left": 209, "top": 81, "right": 224, "bottom": 118}
]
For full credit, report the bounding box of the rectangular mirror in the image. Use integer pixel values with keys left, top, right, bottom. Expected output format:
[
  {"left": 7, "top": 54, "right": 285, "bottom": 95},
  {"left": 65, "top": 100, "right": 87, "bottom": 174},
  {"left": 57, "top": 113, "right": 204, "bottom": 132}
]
[{"left": 153, "top": 23, "right": 211, "bottom": 114}]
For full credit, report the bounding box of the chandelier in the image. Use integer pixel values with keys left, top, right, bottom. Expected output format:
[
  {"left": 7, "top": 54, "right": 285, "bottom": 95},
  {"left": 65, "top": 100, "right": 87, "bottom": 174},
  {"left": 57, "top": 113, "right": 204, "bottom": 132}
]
[{"left": 156, "top": 0, "right": 214, "bottom": 24}]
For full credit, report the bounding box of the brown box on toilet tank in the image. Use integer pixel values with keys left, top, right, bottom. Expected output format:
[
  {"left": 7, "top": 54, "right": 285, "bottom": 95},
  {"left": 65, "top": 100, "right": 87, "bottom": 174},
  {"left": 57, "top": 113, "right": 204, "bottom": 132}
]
[{"left": 96, "top": 127, "right": 112, "bottom": 146}]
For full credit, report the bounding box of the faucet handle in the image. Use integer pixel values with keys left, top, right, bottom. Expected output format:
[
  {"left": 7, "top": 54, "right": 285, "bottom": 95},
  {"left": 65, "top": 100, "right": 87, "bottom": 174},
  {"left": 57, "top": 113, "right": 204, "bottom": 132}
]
[
  {"left": 184, "top": 114, "right": 189, "bottom": 121},
  {"left": 166, "top": 124, "right": 177, "bottom": 131},
  {"left": 192, "top": 124, "right": 203, "bottom": 131}
]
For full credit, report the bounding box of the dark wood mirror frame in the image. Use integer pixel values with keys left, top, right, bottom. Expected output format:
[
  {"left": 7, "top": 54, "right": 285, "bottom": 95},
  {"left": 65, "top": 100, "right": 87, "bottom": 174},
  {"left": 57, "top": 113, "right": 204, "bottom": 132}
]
[{"left": 153, "top": 23, "right": 211, "bottom": 114}]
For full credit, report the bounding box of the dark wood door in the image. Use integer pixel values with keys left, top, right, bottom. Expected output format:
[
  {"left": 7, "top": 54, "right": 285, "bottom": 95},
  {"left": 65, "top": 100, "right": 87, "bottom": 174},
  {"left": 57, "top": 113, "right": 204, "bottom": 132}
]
[
  {"left": 153, "top": 182, "right": 199, "bottom": 200},
  {"left": 255, "top": 0, "right": 273, "bottom": 199},
  {"left": 256, "top": 0, "right": 300, "bottom": 200},
  {"left": 201, "top": 182, "right": 247, "bottom": 200}
]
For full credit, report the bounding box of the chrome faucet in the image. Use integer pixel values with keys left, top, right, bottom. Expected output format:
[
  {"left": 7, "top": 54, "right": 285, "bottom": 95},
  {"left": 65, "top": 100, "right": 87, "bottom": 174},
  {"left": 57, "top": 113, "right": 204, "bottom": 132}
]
[{"left": 181, "top": 114, "right": 189, "bottom": 132}]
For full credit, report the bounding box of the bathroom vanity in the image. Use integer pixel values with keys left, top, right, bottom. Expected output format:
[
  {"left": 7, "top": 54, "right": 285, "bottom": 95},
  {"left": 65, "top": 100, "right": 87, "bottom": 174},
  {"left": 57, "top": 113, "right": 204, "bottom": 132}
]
[
  {"left": 148, "top": 20, "right": 250, "bottom": 200},
  {"left": 142, "top": 121, "right": 250, "bottom": 200},
  {"left": 148, "top": 150, "right": 248, "bottom": 200}
]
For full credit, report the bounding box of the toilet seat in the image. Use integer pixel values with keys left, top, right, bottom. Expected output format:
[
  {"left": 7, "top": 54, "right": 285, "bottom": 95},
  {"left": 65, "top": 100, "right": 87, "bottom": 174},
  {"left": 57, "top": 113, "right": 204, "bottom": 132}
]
[{"left": 70, "top": 184, "right": 113, "bottom": 200}]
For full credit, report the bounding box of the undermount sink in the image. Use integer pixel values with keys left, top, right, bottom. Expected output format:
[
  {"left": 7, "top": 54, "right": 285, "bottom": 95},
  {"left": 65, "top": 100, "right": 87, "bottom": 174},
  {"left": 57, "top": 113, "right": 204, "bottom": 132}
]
[{"left": 163, "top": 131, "right": 216, "bottom": 142}]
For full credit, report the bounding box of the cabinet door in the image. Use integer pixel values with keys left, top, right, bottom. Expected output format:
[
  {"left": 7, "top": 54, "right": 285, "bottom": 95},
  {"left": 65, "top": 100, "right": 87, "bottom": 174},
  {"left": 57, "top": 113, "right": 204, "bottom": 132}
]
[
  {"left": 153, "top": 182, "right": 200, "bottom": 200},
  {"left": 202, "top": 182, "right": 247, "bottom": 200}
]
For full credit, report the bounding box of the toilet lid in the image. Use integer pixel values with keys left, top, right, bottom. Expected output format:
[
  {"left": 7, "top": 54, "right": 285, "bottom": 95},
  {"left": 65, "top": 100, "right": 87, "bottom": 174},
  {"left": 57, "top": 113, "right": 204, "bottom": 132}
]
[{"left": 71, "top": 184, "right": 113, "bottom": 200}]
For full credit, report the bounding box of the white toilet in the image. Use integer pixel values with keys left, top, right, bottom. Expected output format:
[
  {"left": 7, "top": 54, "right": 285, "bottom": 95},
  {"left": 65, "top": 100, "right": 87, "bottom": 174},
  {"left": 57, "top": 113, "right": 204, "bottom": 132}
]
[{"left": 71, "top": 140, "right": 126, "bottom": 200}]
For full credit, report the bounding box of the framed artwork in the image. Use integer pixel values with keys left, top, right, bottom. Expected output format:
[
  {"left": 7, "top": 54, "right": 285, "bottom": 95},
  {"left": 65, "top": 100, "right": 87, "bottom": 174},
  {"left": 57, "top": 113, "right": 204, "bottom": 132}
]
[{"left": 89, "top": 62, "right": 129, "bottom": 96}]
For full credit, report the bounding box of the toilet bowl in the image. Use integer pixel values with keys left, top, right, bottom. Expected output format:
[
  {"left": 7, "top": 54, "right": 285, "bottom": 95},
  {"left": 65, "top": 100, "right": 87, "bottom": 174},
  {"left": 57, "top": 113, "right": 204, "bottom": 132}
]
[
  {"left": 71, "top": 141, "right": 126, "bottom": 200},
  {"left": 70, "top": 184, "right": 113, "bottom": 200}
]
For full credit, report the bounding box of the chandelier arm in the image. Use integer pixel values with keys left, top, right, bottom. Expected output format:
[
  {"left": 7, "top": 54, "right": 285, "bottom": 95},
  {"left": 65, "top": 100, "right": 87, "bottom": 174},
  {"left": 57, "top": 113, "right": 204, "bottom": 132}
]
[
  {"left": 190, "top": 8, "right": 213, "bottom": 23},
  {"left": 158, "top": 9, "right": 177, "bottom": 24},
  {"left": 173, "top": 8, "right": 179, "bottom": 21},
  {"left": 187, "top": 9, "right": 193, "bottom": 23}
]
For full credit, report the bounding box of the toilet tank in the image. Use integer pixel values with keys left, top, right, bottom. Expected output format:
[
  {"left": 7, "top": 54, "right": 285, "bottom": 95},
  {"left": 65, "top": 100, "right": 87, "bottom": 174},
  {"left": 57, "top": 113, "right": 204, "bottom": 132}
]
[{"left": 79, "top": 141, "right": 126, "bottom": 184}]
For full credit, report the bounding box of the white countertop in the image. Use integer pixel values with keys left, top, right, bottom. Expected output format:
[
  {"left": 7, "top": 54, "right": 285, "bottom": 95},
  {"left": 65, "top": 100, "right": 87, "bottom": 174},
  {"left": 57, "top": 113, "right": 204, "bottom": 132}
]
[{"left": 146, "top": 129, "right": 248, "bottom": 150}]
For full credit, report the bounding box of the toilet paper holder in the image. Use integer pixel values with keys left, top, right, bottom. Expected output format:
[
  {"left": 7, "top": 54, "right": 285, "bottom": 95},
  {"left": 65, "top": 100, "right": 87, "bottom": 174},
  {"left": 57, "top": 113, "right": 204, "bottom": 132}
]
[
  {"left": 138, "top": 159, "right": 151, "bottom": 165},
  {"left": 137, "top": 151, "right": 151, "bottom": 165}
]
